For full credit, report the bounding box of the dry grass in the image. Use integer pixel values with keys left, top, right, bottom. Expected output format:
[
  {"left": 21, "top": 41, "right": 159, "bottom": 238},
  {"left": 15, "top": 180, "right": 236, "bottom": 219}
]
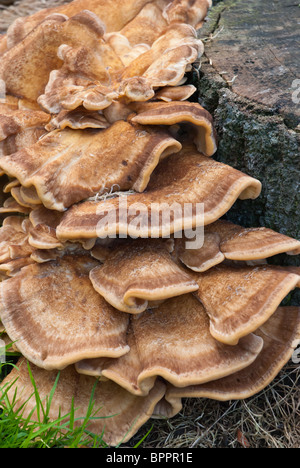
[
  {"left": 0, "top": 0, "right": 299, "bottom": 449},
  {"left": 129, "top": 363, "right": 300, "bottom": 449}
]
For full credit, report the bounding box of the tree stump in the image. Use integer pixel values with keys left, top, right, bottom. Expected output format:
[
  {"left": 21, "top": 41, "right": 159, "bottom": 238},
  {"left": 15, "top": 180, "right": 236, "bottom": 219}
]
[
  {"left": 196, "top": 0, "right": 299, "bottom": 241},
  {"left": 195, "top": 0, "right": 299, "bottom": 303}
]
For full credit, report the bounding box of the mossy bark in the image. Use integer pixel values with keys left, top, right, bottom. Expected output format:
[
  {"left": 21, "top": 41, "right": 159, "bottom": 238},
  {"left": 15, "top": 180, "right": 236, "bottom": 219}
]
[{"left": 193, "top": 0, "right": 300, "bottom": 303}]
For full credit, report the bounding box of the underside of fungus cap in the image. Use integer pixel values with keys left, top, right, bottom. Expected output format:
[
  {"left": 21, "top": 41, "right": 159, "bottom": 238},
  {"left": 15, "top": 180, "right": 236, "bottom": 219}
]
[
  {"left": 0, "top": 9, "right": 121, "bottom": 102},
  {"left": 89, "top": 239, "right": 198, "bottom": 314},
  {"left": 174, "top": 219, "right": 300, "bottom": 272},
  {"left": 0, "top": 105, "right": 50, "bottom": 142},
  {"left": 45, "top": 108, "right": 110, "bottom": 132},
  {"left": 193, "top": 264, "right": 300, "bottom": 345},
  {"left": 155, "top": 85, "right": 197, "bottom": 102},
  {"left": 173, "top": 231, "right": 225, "bottom": 272},
  {"left": 1, "top": 358, "right": 167, "bottom": 447},
  {"left": 0, "top": 122, "right": 182, "bottom": 211},
  {"left": 75, "top": 293, "right": 263, "bottom": 396},
  {"left": 165, "top": 306, "right": 300, "bottom": 404},
  {"left": 206, "top": 219, "right": 300, "bottom": 260},
  {"left": 0, "top": 197, "right": 31, "bottom": 215},
  {"left": 56, "top": 145, "right": 262, "bottom": 240},
  {"left": 0, "top": 255, "right": 131, "bottom": 370},
  {"left": 130, "top": 101, "right": 218, "bottom": 157},
  {"left": 0, "top": 216, "right": 31, "bottom": 263}
]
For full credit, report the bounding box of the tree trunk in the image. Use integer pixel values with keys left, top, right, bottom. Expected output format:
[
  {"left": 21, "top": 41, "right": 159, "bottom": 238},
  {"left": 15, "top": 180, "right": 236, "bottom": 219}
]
[{"left": 194, "top": 0, "right": 299, "bottom": 302}]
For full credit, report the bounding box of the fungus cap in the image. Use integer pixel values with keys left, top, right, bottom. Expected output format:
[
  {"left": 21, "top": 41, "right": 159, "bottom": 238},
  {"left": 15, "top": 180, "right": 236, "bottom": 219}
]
[
  {"left": 56, "top": 146, "right": 262, "bottom": 240},
  {"left": 1, "top": 358, "right": 167, "bottom": 447},
  {"left": 0, "top": 122, "right": 182, "bottom": 211},
  {"left": 76, "top": 293, "right": 263, "bottom": 396},
  {"left": 0, "top": 255, "right": 130, "bottom": 370},
  {"left": 193, "top": 264, "right": 300, "bottom": 345},
  {"left": 89, "top": 239, "right": 199, "bottom": 314},
  {"left": 165, "top": 306, "right": 300, "bottom": 403}
]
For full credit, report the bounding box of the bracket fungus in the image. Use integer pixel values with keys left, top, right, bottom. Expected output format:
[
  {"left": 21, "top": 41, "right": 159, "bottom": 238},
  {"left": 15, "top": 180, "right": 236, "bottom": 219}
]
[{"left": 0, "top": 0, "right": 299, "bottom": 447}]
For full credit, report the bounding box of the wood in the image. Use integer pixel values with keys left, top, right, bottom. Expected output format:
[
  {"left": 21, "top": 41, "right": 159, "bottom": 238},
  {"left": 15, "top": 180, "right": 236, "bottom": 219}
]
[
  {"left": 195, "top": 0, "right": 299, "bottom": 252},
  {"left": 203, "top": 0, "right": 300, "bottom": 127}
]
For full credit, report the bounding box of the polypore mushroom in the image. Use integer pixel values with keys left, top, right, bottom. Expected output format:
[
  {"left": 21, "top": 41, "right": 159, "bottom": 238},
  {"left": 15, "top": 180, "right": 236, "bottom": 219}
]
[
  {"left": 10, "top": 187, "right": 40, "bottom": 210},
  {"left": 0, "top": 197, "right": 31, "bottom": 215},
  {"left": 75, "top": 293, "right": 263, "bottom": 396},
  {"left": 45, "top": 108, "right": 110, "bottom": 132},
  {"left": 206, "top": 219, "right": 300, "bottom": 259},
  {"left": 0, "top": 216, "right": 31, "bottom": 262},
  {"left": 173, "top": 231, "right": 226, "bottom": 272},
  {"left": 4, "top": 0, "right": 175, "bottom": 48},
  {"left": 3, "top": 179, "right": 20, "bottom": 193},
  {"left": 165, "top": 306, "right": 300, "bottom": 404},
  {"left": 28, "top": 224, "right": 64, "bottom": 251},
  {"left": 113, "top": 1, "right": 169, "bottom": 47},
  {"left": 38, "top": 20, "right": 203, "bottom": 112},
  {"left": 0, "top": 122, "right": 182, "bottom": 211},
  {"left": 89, "top": 239, "right": 199, "bottom": 314},
  {"left": 1, "top": 358, "right": 167, "bottom": 447},
  {"left": 0, "top": 0, "right": 299, "bottom": 448},
  {"left": 0, "top": 121, "right": 47, "bottom": 158},
  {"left": 130, "top": 101, "right": 218, "bottom": 156},
  {"left": 0, "top": 104, "right": 50, "bottom": 142},
  {"left": 0, "top": 216, "right": 35, "bottom": 277},
  {"left": 174, "top": 219, "right": 300, "bottom": 272},
  {"left": 155, "top": 84, "right": 197, "bottom": 102},
  {"left": 56, "top": 145, "right": 262, "bottom": 240},
  {"left": 164, "top": 0, "right": 213, "bottom": 29},
  {"left": 0, "top": 256, "right": 36, "bottom": 278},
  {"left": 193, "top": 264, "right": 300, "bottom": 345},
  {"left": 0, "top": 11, "right": 118, "bottom": 102},
  {"left": 0, "top": 254, "right": 130, "bottom": 370}
]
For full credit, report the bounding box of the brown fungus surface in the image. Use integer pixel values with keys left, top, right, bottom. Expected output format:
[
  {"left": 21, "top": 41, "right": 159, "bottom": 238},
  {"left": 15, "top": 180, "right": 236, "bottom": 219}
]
[
  {"left": 1, "top": 358, "right": 167, "bottom": 447},
  {"left": 56, "top": 146, "right": 262, "bottom": 240},
  {"left": 0, "top": 123, "right": 182, "bottom": 211},
  {"left": 0, "top": 255, "right": 130, "bottom": 370},
  {"left": 89, "top": 239, "right": 198, "bottom": 314},
  {"left": 193, "top": 264, "right": 300, "bottom": 346},
  {"left": 174, "top": 220, "right": 300, "bottom": 272},
  {"left": 206, "top": 220, "right": 300, "bottom": 260},
  {"left": 165, "top": 306, "right": 300, "bottom": 403},
  {"left": 130, "top": 101, "right": 217, "bottom": 157},
  {"left": 76, "top": 293, "right": 263, "bottom": 396}
]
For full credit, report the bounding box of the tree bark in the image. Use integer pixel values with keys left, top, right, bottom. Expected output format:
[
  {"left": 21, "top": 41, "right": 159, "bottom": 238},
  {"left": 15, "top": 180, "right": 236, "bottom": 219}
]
[{"left": 194, "top": 0, "right": 299, "bottom": 303}]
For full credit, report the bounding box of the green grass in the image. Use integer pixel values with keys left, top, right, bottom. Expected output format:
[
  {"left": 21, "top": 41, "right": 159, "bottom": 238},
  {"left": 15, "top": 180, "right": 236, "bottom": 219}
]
[
  {"left": 0, "top": 354, "right": 153, "bottom": 448},
  {"left": 0, "top": 357, "right": 110, "bottom": 448}
]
